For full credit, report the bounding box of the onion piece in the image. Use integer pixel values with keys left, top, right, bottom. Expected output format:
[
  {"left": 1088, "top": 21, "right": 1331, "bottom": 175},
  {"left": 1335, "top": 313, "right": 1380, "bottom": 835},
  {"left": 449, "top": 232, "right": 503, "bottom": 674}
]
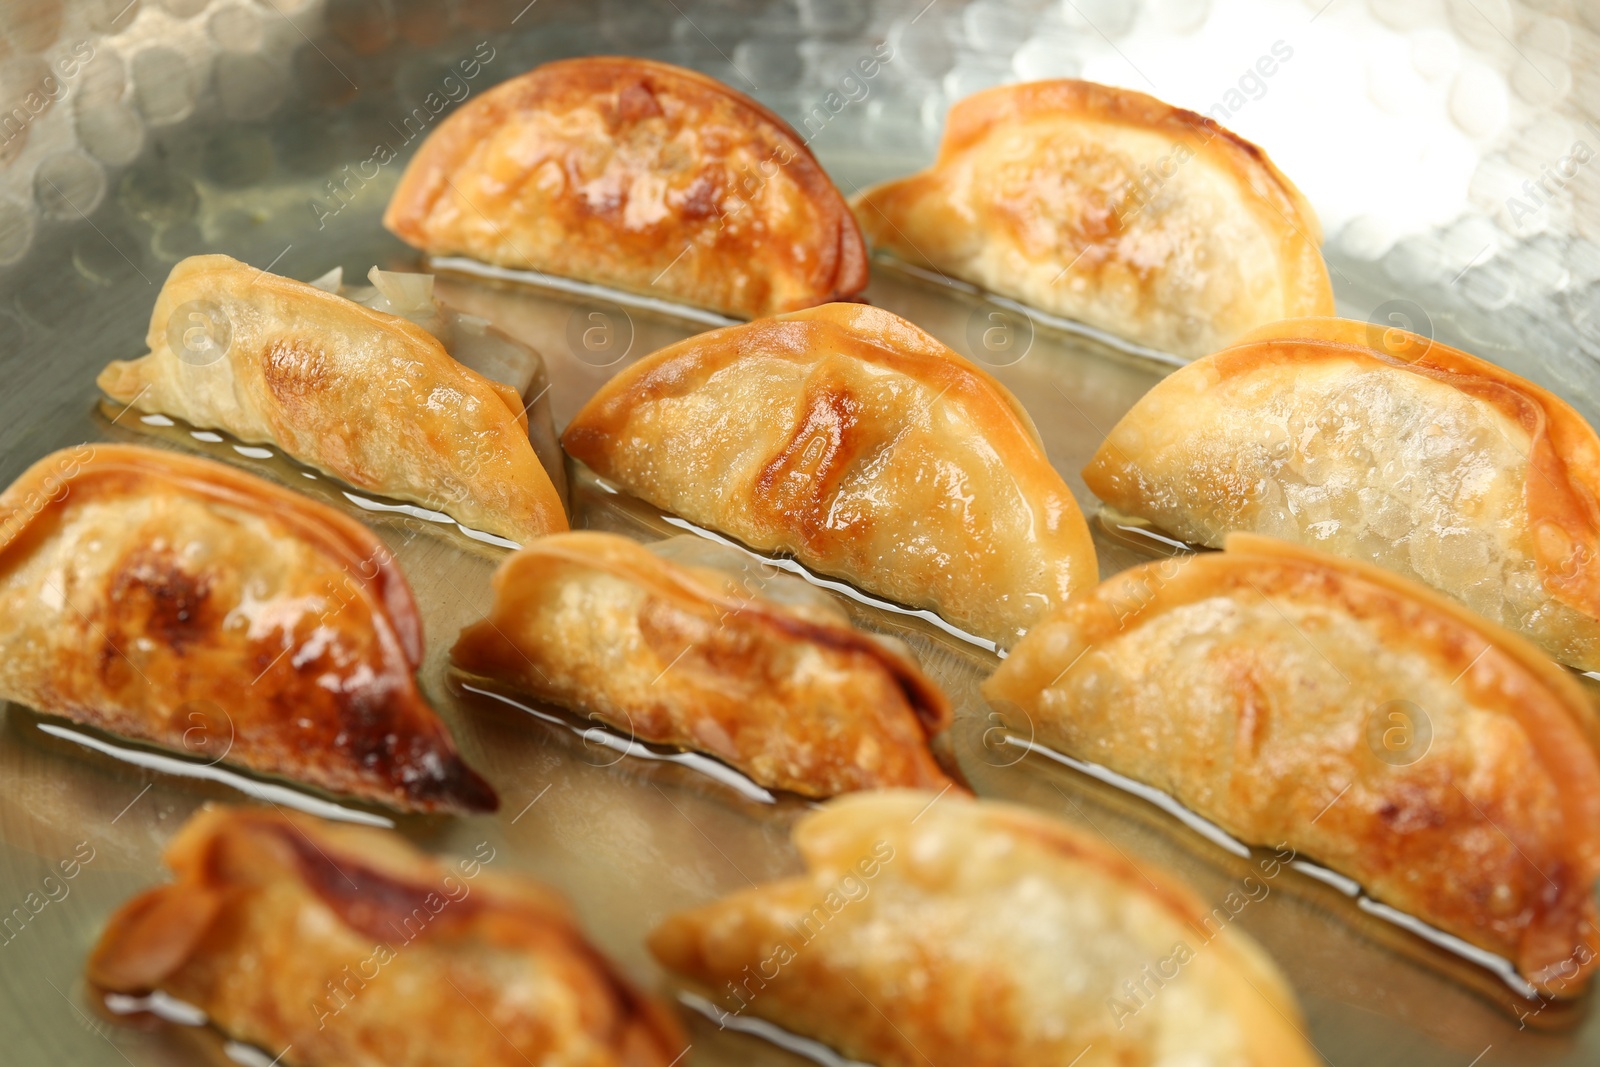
[
  {"left": 366, "top": 267, "right": 434, "bottom": 314},
  {"left": 307, "top": 266, "right": 343, "bottom": 293}
]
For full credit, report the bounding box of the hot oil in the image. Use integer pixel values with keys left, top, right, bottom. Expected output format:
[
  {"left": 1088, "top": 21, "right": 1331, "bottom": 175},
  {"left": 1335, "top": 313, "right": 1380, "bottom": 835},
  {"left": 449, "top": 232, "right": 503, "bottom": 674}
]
[
  {"left": 94, "top": 405, "right": 529, "bottom": 557},
  {"left": 2, "top": 257, "right": 1593, "bottom": 1067},
  {"left": 451, "top": 676, "right": 793, "bottom": 809},
  {"left": 24, "top": 716, "right": 397, "bottom": 828}
]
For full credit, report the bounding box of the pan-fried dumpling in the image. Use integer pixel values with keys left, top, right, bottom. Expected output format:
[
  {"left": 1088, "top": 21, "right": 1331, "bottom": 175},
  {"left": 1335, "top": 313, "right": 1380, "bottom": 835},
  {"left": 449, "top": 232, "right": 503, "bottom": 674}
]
[
  {"left": 562, "top": 303, "right": 1098, "bottom": 647},
  {"left": 384, "top": 57, "right": 868, "bottom": 319},
  {"left": 97, "top": 254, "right": 567, "bottom": 545},
  {"left": 649, "top": 789, "right": 1319, "bottom": 1067},
  {"left": 984, "top": 535, "right": 1600, "bottom": 994},
  {"left": 852, "top": 79, "right": 1333, "bottom": 359},
  {"left": 313, "top": 263, "right": 570, "bottom": 507},
  {"left": 451, "top": 532, "right": 956, "bottom": 797},
  {"left": 89, "top": 805, "right": 686, "bottom": 1067},
  {"left": 0, "top": 445, "right": 496, "bottom": 814},
  {"left": 1083, "top": 316, "right": 1600, "bottom": 671}
]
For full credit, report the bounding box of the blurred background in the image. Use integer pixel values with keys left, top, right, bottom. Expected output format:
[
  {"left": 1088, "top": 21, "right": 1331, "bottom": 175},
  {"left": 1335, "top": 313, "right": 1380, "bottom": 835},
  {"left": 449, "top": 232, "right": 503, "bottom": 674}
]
[{"left": 0, "top": 0, "right": 1597, "bottom": 420}]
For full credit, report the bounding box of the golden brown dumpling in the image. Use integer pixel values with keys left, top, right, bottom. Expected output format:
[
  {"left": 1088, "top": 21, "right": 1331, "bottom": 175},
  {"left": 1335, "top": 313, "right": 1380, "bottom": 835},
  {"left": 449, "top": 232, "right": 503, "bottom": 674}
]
[
  {"left": 98, "top": 254, "right": 566, "bottom": 545},
  {"left": 1083, "top": 317, "right": 1600, "bottom": 671},
  {"left": 852, "top": 79, "right": 1333, "bottom": 359},
  {"left": 0, "top": 445, "right": 496, "bottom": 814},
  {"left": 314, "top": 262, "right": 570, "bottom": 507},
  {"left": 89, "top": 805, "right": 686, "bottom": 1067},
  {"left": 384, "top": 57, "right": 867, "bottom": 319},
  {"left": 562, "top": 303, "right": 1097, "bottom": 647},
  {"left": 985, "top": 535, "right": 1600, "bottom": 994},
  {"left": 451, "top": 532, "right": 956, "bottom": 797},
  {"left": 650, "top": 789, "right": 1319, "bottom": 1067}
]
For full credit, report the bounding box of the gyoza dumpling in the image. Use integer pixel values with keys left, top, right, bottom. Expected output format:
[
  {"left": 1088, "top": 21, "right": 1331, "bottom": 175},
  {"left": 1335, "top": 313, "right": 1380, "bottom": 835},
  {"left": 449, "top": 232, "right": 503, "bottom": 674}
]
[
  {"left": 97, "top": 254, "right": 567, "bottom": 545},
  {"left": 0, "top": 445, "right": 496, "bottom": 814},
  {"left": 1083, "top": 316, "right": 1600, "bottom": 670},
  {"left": 89, "top": 805, "right": 686, "bottom": 1067},
  {"left": 313, "top": 263, "right": 569, "bottom": 506},
  {"left": 649, "top": 789, "right": 1319, "bottom": 1067},
  {"left": 451, "top": 532, "right": 956, "bottom": 797},
  {"left": 985, "top": 535, "right": 1600, "bottom": 994},
  {"left": 384, "top": 57, "right": 868, "bottom": 319},
  {"left": 852, "top": 79, "right": 1333, "bottom": 359},
  {"left": 562, "top": 303, "right": 1097, "bottom": 647}
]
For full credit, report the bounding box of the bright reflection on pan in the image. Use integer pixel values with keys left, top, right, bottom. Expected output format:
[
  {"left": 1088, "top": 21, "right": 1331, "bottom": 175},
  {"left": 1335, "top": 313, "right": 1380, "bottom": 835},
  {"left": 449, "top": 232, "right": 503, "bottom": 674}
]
[
  {"left": 426, "top": 255, "right": 741, "bottom": 329},
  {"left": 36, "top": 723, "right": 395, "bottom": 828},
  {"left": 224, "top": 1040, "right": 289, "bottom": 1067},
  {"left": 458, "top": 683, "right": 779, "bottom": 805},
  {"left": 103, "top": 991, "right": 207, "bottom": 1026},
  {"left": 339, "top": 489, "right": 521, "bottom": 549},
  {"left": 658, "top": 514, "right": 1003, "bottom": 655},
  {"left": 1005, "top": 734, "right": 1539, "bottom": 998},
  {"left": 679, "top": 991, "right": 871, "bottom": 1067},
  {"left": 1006, "top": 734, "right": 1250, "bottom": 857},
  {"left": 882, "top": 257, "right": 1187, "bottom": 369}
]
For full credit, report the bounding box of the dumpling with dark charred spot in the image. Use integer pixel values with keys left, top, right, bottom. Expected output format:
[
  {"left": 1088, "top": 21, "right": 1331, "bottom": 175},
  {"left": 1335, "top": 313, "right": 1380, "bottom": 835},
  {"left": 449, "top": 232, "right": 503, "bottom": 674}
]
[
  {"left": 98, "top": 254, "right": 567, "bottom": 545},
  {"left": 384, "top": 56, "right": 868, "bottom": 319},
  {"left": 0, "top": 444, "right": 496, "bottom": 814},
  {"left": 88, "top": 805, "right": 686, "bottom": 1067},
  {"left": 852, "top": 78, "right": 1333, "bottom": 359}
]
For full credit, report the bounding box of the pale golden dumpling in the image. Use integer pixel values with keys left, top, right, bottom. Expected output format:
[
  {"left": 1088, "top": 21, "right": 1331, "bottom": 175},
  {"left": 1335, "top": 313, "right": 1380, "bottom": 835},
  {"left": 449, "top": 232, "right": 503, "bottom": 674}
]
[
  {"left": 561, "top": 303, "right": 1098, "bottom": 647},
  {"left": 384, "top": 56, "right": 868, "bottom": 319},
  {"left": 985, "top": 535, "right": 1600, "bottom": 994},
  {"left": 0, "top": 445, "right": 496, "bottom": 814},
  {"left": 853, "top": 79, "right": 1333, "bottom": 358},
  {"left": 89, "top": 805, "right": 686, "bottom": 1067},
  {"left": 98, "top": 254, "right": 567, "bottom": 545},
  {"left": 650, "top": 789, "right": 1320, "bottom": 1067},
  {"left": 1084, "top": 317, "right": 1600, "bottom": 670},
  {"left": 451, "top": 532, "right": 956, "bottom": 797}
]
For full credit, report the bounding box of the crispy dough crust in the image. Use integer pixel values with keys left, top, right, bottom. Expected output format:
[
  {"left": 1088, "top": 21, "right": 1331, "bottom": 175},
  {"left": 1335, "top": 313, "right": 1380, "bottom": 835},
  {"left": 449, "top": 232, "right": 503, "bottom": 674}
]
[
  {"left": 0, "top": 444, "right": 496, "bottom": 813},
  {"left": 1083, "top": 316, "right": 1600, "bottom": 669},
  {"left": 98, "top": 254, "right": 565, "bottom": 545},
  {"left": 650, "top": 790, "right": 1319, "bottom": 1067},
  {"left": 451, "top": 531, "right": 957, "bottom": 797},
  {"left": 986, "top": 535, "right": 1600, "bottom": 993},
  {"left": 88, "top": 806, "right": 685, "bottom": 1067},
  {"left": 384, "top": 57, "right": 867, "bottom": 319},
  {"left": 1224, "top": 318, "right": 1600, "bottom": 621},
  {"left": 561, "top": 303, "right": 1097, "bottom": 647},
  {"left": 852, "top": 79, "right": 1332, "bottom": 358}
]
